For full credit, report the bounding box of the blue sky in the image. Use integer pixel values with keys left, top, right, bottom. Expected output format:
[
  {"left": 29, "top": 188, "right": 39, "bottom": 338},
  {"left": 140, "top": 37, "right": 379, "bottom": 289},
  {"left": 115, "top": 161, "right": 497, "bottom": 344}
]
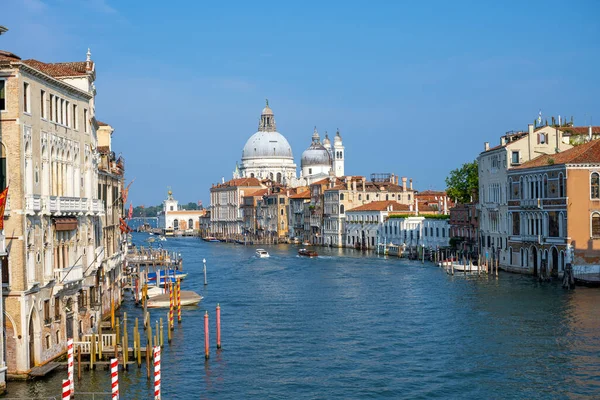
[{"left": 2, "top": 0, "right": 599, "bottom": 206}]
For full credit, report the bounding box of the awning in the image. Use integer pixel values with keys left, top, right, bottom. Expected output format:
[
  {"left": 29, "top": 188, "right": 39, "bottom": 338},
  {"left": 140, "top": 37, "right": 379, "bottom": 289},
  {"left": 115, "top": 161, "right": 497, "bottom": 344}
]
[{"left": 53, "top": 217, "right": 78, "bottom": 231}]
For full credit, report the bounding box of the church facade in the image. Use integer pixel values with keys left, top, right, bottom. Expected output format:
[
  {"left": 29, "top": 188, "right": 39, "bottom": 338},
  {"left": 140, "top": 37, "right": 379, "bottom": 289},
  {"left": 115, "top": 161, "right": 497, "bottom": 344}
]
[{"left": 234, "top": 101, "right": 345, "bottom": 186}]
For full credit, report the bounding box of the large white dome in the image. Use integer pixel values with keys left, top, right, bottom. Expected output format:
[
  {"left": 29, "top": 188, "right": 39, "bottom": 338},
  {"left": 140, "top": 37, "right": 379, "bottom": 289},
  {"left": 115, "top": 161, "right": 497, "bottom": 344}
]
[{"left": 242, "top": 131, "right": 294, "bottom": 160}]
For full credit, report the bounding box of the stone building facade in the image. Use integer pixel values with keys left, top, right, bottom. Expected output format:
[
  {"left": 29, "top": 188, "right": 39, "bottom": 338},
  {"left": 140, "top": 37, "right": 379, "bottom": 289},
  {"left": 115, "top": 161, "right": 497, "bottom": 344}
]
[{"left": 0, "top": 49, "right": 121, "bottom": 377}]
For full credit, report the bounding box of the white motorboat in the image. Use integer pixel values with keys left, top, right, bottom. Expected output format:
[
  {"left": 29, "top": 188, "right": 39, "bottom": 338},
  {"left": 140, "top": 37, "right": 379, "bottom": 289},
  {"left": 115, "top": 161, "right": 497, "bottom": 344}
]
[
  {"left": 158, "top": 235, "right": 167, "bottom": 241},
  {"left": 147, "top": 291, "right": 203, "bottom": 308},
  {"left": 256, "top": 249, "right": 270, "bottom": 258},
  {"left": 138, "top": 286, "right": 165, "bottom": 299}
]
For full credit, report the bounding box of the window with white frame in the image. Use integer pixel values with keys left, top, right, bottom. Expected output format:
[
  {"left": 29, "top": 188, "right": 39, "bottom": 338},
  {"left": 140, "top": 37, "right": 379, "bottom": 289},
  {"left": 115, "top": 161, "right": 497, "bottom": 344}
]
[
  {"left": 0, "top": 79, "right": 5, "bottom": 111},
  {"left": 40, "top": 90, "right": 47, "bottom": 119},
  {"left": 23, "top": 82, "right": 30, "bottom": 113}
]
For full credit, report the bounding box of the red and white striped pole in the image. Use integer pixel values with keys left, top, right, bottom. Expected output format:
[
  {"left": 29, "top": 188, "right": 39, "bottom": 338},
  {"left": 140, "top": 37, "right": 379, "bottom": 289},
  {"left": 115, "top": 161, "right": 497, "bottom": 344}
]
[
  {"left": 110, "top": 358, "right": 119, "bottom": 399},
  {"left": 62, "top": 379, "right": 71, "bottom": 400},
  {"left": 153, "top": 346, "right": 161, "bottom": 399},
  {"left": 67, "top": 338, "right": 74, "bottom": 395}
]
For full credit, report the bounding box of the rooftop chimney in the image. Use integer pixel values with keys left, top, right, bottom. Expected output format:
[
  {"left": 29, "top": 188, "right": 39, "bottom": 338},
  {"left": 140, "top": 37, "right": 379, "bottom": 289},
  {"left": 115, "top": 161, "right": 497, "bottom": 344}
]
[
  {"left": 402, "top": 177, "right": 407, "bottom": 191},
  {"left": 590, "top": 125, "right": 593, "bottom": 142},
  {"left": 362, "top": 177, "right": 366, "bottom": 192},
  {"left": 409, "top": 178, "right": 413, "bottom": 190},
  {"left": 527, "top": 124, "right": 534, "bottom": 160},
  {"left": 484, "top": 142, "right": 490, "bottom": 151}
]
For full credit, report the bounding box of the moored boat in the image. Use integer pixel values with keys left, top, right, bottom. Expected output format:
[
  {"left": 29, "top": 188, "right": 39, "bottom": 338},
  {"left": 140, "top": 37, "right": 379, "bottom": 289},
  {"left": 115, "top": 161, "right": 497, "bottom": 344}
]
[
  {"left": 147, "top": 291, "right": 203, "bottom": 308},
  {"left": 203, "top": 236, "right": 221, "bottom": 242},
  {"left": 256, "top": 249, "right": 270, "bottom": 258},
  {"left": 148, "top": 271, "right": 188, "bottom": 281},
  {"left": 298, "top": 248, "right": 318, "bottom": 257}
]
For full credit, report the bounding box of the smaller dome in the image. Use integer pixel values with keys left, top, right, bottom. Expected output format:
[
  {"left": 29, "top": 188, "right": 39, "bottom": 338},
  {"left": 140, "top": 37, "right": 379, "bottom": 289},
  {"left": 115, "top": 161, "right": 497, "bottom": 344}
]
[
  {"left": 334, "top": 129, "right": 343, "bottom": 144},
  {"left": 301, "top": 146, "right": 332, "bottom": 168},
  {"left": 301, "top": 128, "right": 332, "bottom": 168},
  {"left": 323, "top": 133, "right": 331, "bottom": 146}
]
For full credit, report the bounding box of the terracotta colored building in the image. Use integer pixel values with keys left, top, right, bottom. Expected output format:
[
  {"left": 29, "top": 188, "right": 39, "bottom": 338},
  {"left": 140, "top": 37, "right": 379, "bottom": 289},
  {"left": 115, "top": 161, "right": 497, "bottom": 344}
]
[{"left": 506, "top": 139, "right": 600, "bottom": 277}]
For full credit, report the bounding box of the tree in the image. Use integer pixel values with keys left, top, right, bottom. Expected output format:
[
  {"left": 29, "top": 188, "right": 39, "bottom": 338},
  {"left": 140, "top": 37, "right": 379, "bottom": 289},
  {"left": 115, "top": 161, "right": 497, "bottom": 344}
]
[
  {"left": 182, "top": 202, "right": 198, "bottom": 210},
  {"left": 445, "top": 160, "right": 478, "bottom": 204}
]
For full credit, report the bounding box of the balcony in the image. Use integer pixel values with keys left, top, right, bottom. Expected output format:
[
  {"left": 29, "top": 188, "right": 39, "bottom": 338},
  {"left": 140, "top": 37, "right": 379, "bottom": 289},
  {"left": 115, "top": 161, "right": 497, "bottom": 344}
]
[
  {"left": 24, "top": 194, "right": 42, "bottom": 214},
  {"left": 43, "top": 196, "right": 101, "bottom": 215},
  {"left": 520, "top": 199, "right": 542, "bottom": 209},
  {"left": 55, "top": 265, "right": 83, "bottom": 284},
  {"left": 88, "top": 199, "right": 104, "bottom": 215}
]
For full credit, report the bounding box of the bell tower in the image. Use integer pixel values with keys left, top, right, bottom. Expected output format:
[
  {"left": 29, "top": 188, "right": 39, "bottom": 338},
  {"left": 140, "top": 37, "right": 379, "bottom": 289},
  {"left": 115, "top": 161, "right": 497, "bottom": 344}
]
[{"left": 332, "top": 129, "right": 345, "bottom": 177}]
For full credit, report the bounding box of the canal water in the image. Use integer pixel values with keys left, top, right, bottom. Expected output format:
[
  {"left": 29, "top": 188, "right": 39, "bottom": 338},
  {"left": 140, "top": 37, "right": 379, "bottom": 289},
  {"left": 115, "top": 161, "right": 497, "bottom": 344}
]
[{"left": 4, "top": 233, "right": 600, "bottom": 399}]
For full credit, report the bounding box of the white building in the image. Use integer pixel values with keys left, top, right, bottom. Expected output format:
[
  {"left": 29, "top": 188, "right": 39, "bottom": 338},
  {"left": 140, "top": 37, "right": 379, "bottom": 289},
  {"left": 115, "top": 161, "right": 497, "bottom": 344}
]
[
  {"left": 237, "top": 101, "right": 297, "bottom": 184},
  {"left": 344, "top": 201, "right": 410, "bottom": 249},
  {"left": 157, "top": 190, "right": 205, "bottom": 233},
  {"left": 234, "top": 101, "right": 345, "bottom": 187},
  {"left": 379, "top": 216, "right": 450, "bottom": 251},
  {"left": 478, "top": 124, "right": 571, "bottom": 267}
]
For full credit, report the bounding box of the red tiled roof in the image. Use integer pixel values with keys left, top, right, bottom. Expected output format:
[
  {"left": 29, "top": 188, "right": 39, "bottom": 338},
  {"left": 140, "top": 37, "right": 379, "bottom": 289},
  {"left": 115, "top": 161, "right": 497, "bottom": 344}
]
[
  {"left": 213, "top": 177, "right": 263, "bottom": 188},
  {"left": 558, "top": 126, "right": 600, "bottom": 136},
  {"left": 289, "top": 192, "right": 311, "bottom": 199},
  {"left": 347, "top": 201, "right": 410, "bottom": 212},
  {"left": 97, "top": 120, "right": 109, "bottom": 126},
  {"left": 21, "top": 59, "right": 92, "bottom": 77},
  {"left": 516, "top": 139, "right": 600, "bottom": 169},
  {"left": 0, "top": 50, "right": 21, "bottom": 62}
]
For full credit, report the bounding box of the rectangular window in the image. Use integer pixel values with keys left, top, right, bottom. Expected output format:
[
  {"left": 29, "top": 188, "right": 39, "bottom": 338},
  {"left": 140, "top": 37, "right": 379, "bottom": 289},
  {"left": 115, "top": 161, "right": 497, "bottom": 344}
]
[
  {"left": 0, "top": 79, "right": 5, "bottom": 111},
  {"left": 23, "top": 82, "right": 30, "bottom": 113},
  {"left": 1, "top": 256, "right": 8, "bottom": 284},
  {"left": 49, "top": 94, "right": 54, "bottom": 121},
  {"left": 84, "top": 108, "right": 88, "bottom": 132},
  {"left": 60, "top": 99, "right": 65, "bottom": 124},
  {"left": 512, "top": 151, "right": 520, "bottom": 165},
  {"left": 43, "top": 299, "right": 50, "bottom": 321},
  {"left": 40, "top": 90, "right": 46, "bottom": 119},
  {"left": 54, "top": 297, "right": 60, "bottom": 319},
  {"left": 73, "top": 104, "right": 77, "bottom": 129},
  {"left": 65, "top": 101, "right": 70, "bottom": 127}
]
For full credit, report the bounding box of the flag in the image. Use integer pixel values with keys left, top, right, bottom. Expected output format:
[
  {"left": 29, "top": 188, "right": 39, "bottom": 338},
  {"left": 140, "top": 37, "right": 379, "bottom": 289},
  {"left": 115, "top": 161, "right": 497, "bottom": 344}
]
[
  {"left": 119, "top": 217, "right": 133, "bottom": 234},
  {"left": 128, "top": 203, "right": 133, "bottom": 220},
  {"left": 0, "top": 186, "right": 8, "bottom": 230},
  {"left": 121, "top": 179, "right": 135, "bottom": 204}
]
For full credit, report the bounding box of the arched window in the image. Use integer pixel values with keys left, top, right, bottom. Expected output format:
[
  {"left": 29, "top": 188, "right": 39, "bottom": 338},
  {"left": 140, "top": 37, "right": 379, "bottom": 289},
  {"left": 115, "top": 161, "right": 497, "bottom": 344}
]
[
  {"left": 340, "top": 204, "right": 344, "bottom": 214},
  {"left": 592, "top": 213, "right": 600, "bottom": 237},
  {"left": 269, "top": 172, "right": 274, "bottom": 181},
  {"left": 276, "top": 172, "right": 282, "bottom": 183},
  {"left": 340, "top": 193, "right": 344, "bottom": 200},
  {"left": 250, "top": 173, "right": 254, "bottom": 178},
  {"left": 173, "top": 219, "right": 179, "bottom": 230},
  {"left": 188, "top": 219, "right": 193, "bottom": 230},
  {"left": 592, "top": 172, "right": 600, "bottom": 199},
  {"left": 543, "top": 175, "right": 548, "bottom": 198},
  {"left": 358, "top": 194, "right": 362, "bottom": 201},
  {"left": 0, "top": 142, "right": 6, "bottom": 191},
  {"left": 559, "top": 173, "right": 565, "bottom": 197}
]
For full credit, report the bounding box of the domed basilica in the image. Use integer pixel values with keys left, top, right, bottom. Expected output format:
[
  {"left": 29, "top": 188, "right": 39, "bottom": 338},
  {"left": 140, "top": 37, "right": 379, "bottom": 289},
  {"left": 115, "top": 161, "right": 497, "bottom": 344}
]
[{"left": 235, "top": 101, "right": 345, "bottom": 186}]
